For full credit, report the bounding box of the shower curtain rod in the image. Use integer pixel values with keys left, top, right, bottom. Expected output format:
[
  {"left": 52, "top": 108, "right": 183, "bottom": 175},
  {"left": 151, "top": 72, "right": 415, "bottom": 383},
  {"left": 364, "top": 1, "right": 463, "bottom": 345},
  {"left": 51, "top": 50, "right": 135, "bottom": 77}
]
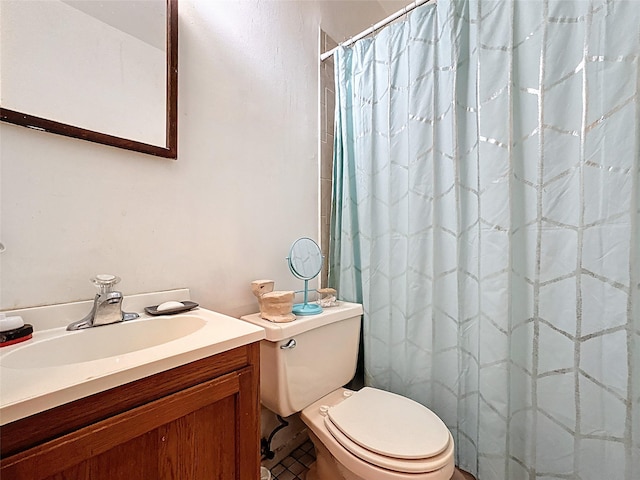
[{"left": 320, "top": 0, "right": 433, "bottom": 61}]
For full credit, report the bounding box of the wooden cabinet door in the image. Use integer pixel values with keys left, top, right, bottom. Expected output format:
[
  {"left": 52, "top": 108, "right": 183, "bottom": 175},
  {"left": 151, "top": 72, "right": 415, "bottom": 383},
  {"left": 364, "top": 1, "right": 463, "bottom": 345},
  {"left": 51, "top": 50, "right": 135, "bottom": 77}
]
[{"left": 1, "top": 367, "right": 259, "bottom": 480}]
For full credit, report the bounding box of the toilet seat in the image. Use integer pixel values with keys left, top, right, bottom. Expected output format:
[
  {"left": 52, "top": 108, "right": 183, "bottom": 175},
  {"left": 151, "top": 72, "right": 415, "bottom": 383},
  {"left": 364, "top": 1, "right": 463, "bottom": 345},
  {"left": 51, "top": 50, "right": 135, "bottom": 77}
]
[
  {"left": 324, "top": 413, "right": 454, "bottom": 474},
  {"left": 323, "top": 387, "right": 453, "bottom": 474}
]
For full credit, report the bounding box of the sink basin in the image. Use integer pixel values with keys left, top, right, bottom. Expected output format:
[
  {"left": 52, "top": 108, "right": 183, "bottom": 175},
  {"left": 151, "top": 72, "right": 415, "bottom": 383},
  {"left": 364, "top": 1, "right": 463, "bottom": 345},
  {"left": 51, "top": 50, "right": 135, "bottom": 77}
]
[
  {"left": 1, "top": 315, "right": 206, "bottom": 369},
  {"left": 0, "top": 291, "right": 266, "bottom": 427}
]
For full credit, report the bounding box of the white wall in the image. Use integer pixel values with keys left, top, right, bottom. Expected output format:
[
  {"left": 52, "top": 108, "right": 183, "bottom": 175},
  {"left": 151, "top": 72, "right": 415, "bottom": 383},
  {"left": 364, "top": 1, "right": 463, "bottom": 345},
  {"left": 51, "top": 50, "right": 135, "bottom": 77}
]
[{"left": 0, "top": 0, "right": 392, "bottom": 316}]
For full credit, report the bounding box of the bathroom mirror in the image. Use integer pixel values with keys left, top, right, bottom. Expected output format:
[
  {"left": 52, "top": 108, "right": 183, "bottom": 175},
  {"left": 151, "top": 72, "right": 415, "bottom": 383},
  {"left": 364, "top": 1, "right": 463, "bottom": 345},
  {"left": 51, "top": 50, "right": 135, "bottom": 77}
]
[
  {"left": 287, "top": 237, "right": 323, "bottom": 316},
  {"left": 0, "top": 0, "right": 178, "bottom": 159}
]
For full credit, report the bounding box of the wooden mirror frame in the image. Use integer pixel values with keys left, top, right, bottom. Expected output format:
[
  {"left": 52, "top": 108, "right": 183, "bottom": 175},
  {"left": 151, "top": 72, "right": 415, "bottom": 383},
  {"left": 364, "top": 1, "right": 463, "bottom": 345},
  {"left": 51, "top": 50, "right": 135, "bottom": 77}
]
[{"left": 0, "top": 0, "right": 178, "bottom": 159}]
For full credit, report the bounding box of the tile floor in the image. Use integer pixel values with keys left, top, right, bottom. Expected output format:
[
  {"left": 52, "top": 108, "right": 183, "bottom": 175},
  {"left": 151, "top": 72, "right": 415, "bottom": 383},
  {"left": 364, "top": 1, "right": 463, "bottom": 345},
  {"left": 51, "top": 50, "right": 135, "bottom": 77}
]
[{"left": 268, "top": 439, "right": 315, "bottom": 480}]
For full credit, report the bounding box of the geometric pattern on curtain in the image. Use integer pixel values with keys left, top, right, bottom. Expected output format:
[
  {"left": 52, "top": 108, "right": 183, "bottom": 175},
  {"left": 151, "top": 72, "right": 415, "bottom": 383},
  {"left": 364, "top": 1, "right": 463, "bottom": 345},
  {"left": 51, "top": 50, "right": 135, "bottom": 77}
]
[{"left": 329, "top": 1, "right": 640, "bottom": 479}]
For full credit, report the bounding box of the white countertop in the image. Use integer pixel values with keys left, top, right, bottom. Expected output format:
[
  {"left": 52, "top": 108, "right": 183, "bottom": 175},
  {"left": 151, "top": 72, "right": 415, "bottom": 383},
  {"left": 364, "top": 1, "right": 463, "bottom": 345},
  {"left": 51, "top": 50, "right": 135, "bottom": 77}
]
[{"left": 0, "top": 290, "right": 265, "bottom": 425}]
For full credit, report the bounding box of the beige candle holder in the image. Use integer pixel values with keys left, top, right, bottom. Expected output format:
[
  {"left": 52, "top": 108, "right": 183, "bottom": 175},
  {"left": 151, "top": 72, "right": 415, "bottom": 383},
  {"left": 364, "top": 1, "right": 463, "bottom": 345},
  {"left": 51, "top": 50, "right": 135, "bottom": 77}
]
[{"left": 251, "top": 279, "right": 295, "bottom": 323}]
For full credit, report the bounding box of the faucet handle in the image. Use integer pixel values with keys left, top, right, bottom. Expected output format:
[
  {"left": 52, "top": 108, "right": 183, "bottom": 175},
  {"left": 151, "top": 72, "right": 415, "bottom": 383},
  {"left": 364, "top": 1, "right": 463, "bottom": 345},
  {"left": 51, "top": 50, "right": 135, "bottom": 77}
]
[{"left": 91, "top": 274, "right": 121, "bottom": 295}]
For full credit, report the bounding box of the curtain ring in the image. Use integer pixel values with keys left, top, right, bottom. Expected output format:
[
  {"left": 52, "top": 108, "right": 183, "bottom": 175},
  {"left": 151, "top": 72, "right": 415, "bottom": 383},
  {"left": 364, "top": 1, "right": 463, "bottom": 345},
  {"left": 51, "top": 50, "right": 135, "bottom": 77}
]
[{"left": 342, "top": 34, "right": 355, "bottom": 48}]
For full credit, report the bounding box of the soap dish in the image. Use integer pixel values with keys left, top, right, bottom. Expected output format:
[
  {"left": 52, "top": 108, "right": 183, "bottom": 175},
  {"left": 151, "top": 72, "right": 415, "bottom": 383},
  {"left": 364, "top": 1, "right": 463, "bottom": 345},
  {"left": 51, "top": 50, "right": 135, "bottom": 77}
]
[{"left": 145, "top": 301, "right": 199, "bottom": 316}]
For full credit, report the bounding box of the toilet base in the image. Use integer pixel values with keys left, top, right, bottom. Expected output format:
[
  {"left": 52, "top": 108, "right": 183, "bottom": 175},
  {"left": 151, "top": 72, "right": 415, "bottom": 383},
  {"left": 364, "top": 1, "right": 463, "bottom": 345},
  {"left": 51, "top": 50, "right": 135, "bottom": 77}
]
[
  {"left": 450, "top": 468, "right": 477, "bottom": 480},
  {"left": 306, "top": 430, "right": 367, "bottom": 480},
  {"left": 307, "top": 444, "right": 469, "bottom": 480}
]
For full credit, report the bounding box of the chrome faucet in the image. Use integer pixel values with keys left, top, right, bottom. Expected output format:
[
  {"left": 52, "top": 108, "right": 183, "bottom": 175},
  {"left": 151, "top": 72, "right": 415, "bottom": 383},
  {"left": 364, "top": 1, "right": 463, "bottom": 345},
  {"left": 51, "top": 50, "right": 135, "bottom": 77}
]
[{"left": 67, "top": 275, "right": 139, "bottom": 331}]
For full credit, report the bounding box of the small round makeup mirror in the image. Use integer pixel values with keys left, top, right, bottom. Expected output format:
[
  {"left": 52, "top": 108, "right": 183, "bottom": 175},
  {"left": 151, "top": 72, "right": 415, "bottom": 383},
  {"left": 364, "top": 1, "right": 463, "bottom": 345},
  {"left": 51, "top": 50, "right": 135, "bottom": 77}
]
[{"left": 287, "top": 237, "right": 323, "bottom": 315}]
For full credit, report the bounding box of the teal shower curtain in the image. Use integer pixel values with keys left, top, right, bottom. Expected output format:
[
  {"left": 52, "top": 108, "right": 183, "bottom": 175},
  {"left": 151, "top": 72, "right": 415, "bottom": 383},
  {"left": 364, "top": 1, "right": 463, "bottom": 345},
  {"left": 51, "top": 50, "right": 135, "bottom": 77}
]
[{"left": 329, "top": 1, "right": 640, "bottom": 479}]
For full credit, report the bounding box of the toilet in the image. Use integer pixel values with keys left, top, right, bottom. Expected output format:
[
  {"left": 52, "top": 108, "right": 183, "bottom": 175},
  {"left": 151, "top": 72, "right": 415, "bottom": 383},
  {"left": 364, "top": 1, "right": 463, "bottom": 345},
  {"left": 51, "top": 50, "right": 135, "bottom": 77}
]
[{"left": 240, "top": 302, "right": 455, "bottom": 480}]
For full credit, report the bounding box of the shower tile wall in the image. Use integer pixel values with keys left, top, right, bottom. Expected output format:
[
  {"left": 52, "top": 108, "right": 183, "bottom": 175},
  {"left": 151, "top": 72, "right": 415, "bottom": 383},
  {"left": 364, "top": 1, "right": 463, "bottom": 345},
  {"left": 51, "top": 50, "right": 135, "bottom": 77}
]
[{"left": 320, "top": 31, "right": 337, "bottom": 288}]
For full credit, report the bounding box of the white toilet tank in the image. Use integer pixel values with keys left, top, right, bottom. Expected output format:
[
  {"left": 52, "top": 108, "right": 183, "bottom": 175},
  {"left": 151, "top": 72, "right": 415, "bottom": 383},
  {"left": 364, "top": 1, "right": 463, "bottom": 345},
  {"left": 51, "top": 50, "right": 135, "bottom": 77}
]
[{"left": 240, "top": 302, "right": 363, "bottom": 417}]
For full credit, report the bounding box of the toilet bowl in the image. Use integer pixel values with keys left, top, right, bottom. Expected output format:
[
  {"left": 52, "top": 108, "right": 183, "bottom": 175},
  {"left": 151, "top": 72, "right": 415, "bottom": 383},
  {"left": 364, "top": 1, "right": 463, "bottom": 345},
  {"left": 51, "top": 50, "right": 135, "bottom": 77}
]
[
  {"left": 302, "top": 388, "right": 455, "bottom": 480},
  {"left": 240, "top": 302, "right": 455, "bottom": 480}
]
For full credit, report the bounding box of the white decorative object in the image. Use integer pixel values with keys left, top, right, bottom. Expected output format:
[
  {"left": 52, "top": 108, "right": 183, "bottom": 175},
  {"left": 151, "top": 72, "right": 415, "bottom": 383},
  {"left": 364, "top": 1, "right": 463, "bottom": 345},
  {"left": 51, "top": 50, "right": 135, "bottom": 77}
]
[{"left": 317, "top": 288, "right": 338, "bottom": 308}]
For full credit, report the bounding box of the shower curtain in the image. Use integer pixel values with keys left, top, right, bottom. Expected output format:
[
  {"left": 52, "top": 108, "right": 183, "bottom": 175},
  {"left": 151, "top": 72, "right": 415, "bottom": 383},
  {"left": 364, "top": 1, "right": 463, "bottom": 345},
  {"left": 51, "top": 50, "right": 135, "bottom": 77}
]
[{"left": 329, "top": 1, "right": 640, "bottom": 479}]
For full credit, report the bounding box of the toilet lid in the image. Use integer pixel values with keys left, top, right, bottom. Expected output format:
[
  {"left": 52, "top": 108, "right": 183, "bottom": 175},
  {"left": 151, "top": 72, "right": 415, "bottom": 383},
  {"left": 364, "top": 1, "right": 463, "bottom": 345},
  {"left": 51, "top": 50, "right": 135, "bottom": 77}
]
[
  {"left": 326, "top": 387, "right": 450, "bottom": 460},
  {"left": 324, "top": 415, "right": 454, "bottom": 474}
]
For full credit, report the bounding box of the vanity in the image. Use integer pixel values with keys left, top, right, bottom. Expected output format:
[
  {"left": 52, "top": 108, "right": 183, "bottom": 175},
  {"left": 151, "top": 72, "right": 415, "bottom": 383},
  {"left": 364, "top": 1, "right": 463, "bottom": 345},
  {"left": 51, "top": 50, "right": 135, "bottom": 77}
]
[{"left": 0, "top": 289, "right": 265, "bottom": 480}]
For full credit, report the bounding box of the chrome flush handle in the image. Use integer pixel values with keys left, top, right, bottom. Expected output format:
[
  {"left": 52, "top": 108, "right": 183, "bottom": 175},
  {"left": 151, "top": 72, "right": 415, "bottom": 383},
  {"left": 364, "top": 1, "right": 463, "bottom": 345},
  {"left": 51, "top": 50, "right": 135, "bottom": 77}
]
[{"left": 280, "top": 339, "right": 297, "bottom": 349}]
